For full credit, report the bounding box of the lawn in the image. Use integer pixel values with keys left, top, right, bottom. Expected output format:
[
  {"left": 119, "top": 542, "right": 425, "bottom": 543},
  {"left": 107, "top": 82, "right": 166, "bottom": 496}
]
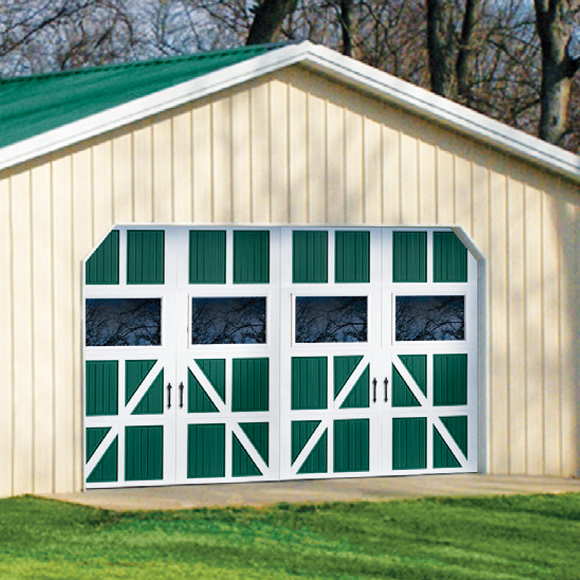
[{"left": 1, "top": 493, "right": 580, "bottom": 579}]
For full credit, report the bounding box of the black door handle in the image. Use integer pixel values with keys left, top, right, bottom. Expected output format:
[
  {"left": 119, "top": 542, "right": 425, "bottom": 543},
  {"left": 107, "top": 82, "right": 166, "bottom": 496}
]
[
  {"left": 179, "top": 382, "right": 184, "bottom": 408},
  {"left": 167, "top": 383, "right": 172, "bottom": 409},
  {"left": 372, "top": 378, "right": 377, "bottom": 403},
  {"left": 384, "top": 377, "right": 389, "bottom": 402}
]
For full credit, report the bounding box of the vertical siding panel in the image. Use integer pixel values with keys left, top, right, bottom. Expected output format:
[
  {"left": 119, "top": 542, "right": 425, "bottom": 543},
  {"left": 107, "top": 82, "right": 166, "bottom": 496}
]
[
  {"left": 270, "top": 80, "right": 289, "bottom": 223},
  {"left": 172, "top": 110, "right": 193, "bottom": 223},
  {"left": 232, "top": 90, "right": 251, "bottom": 223},
  {"left": 307, "top": 93, "right": 326, "bottom": 223},
  {"left": 345, "top": 110, "right": 363, "bottom": 224},
  {"left": 92, "top": 141, "right": 113, "bottom": 238},
  {"left": 488, "top": 171, "right": 509, "bottom": 473},
  {"left": 192, "top": 104, "right": 212, "bottom": 223},
  {"left": 52, "top": 156, "right": 75, "bottom": 492},
  {"left": 454, "top": 157, "right": 472, "bottom": 236},
  {"left": 0, "top": 178, "right": 14, "bottom": 496},
  {"left": 289, "top": 83, "right": 308, "bottom": 223},
  {"left": 133, "top": 125, "right": 153, "bottom": 222},
  {"left": 11, "top": 172, "right": 34, "bottom": 494},
  {"left": 400, "top": 134, "right": 418, "bottom": 223},
  {"left": 31, "top": 165, "right": 54, "bottom": 493},
  {"left": 327, "top": 102, "right": 345, "bottom": 224},
  {"left": 212, "top": 97, "right": 232, "bottom": 223},
  {"left": 363, "top": 117, "right": 382, "bottom": 224},
  {"left": 507, "top": 177, "right": 526, "bottom": 473},
  {"left": 250, "top": 82, "right": 270, "bottom": 223},
  {"left": 152, "top": 118, "right": 173, "bottom": 222},
  {"left": 112, "top": 133, "right": 134, "bottom": 223},
  {"left": 382, "top": 126, "right": 400, "bottom": 224},
  {"left": 524, "top": 185, "right": 544, "bottom": 475},
  {"left": 436, "top": 148, "right": 454, "bottom": 224},
  {"left": 472, "top": 164, "right": 490, "bottom": 256},
  {"left": 418, "top": 141, "right": 436, "bottom": 224}
]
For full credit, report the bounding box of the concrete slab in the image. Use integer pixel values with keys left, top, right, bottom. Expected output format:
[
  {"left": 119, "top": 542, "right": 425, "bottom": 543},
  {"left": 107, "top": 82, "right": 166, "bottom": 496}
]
[{"left": 42, "top": 474, "right": 580, "bottom": 511}]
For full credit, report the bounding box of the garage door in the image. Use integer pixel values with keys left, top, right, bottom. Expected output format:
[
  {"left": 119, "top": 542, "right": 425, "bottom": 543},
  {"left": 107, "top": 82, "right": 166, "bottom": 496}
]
[{"left": 84, "top": 227, "right": 477, "bottom": 488}]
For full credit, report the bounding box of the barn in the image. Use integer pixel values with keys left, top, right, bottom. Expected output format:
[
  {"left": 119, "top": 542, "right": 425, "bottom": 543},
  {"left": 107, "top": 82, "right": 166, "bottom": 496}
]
[{"left": 1, "top": 41, "right": 579, "bottom": 495}]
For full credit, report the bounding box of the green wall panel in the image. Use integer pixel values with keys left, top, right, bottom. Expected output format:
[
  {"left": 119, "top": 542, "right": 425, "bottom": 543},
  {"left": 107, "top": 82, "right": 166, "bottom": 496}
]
[
  {"left": 292, "top": 231, "right": 328, "bottom": 283},
  {"left": 392, "top": 417, "right": 427, "bottom": 470},
  {"left": 233, "top": 230, "right": 270, "bottom": 284},
  {"left": 240, "top": 422, "right": 269, "bottom": 464},
  {"left": 187, "top": 423, "right": 225, "bottom": 478},
  {"left": 132, "top": 370, "right": 164, "bottom": 415},
  {"left": 291, "top": 357, "right": 327, "bottom": 410},
  {"left": 392, "top": 231, "right": 427, "bottom": 282},
  {"left": 291, "top": 420, "right": 321, "bottom": 464},
  {"left": 433, "top": 427, "right": 462, "bottom": 468},
  {"left": 86, "top": 427, "right": 110, "bottom": 461},
  {"left": 86, "top": 361, "right": 118, "bottom": 416},
  {"left": 86, "top": 230, "right": 119, "bottom": 285},
  {"left": 298, "top": 429, "right": 328, "bottom": 474},
  {"left": 391, "top": 367, "right": 420, "bottom": 407},
  {"left": 341, "top": 365, "right": 370, "bottom": 409},
  {"left": 335, "top": 231, "right": 370, "bottom": 283},
  {"left": 188, "top": 369, "right": 219, "bottom": 413},
  {"left": 232, "top": 358, "right": 269, "bottom": 412},
  {"left": 189, "top": 230, "right": 226, "bottom": 284},
  {"left": 196, "top": 359, "right": 226, "bottom": 403},
  {"left": 433, "top": 232, "right": 468, "bottom": 283},
  {"left": 125, "top": 360, "right": 156, "bottom": 404},
  {"left": 125, "top": 426, "right": 163, "bottom": 481},
  {"left": 232, "top": 433, "right": 261, "bottom": 477},
  {"left": 87, "top": 436, "right": 118, "bottom": 483},
  {"left": 127, "top": 230, "right": 165, "bottom": 284},
  {"left": 398, "top": 355, "right": 427, "bottom": 396},
  {"left": 334, "top": 419, "right": 370, "bottom": 473},
  {"left": 441, "top": 416, "right": 468, "bottom": 457},
  {"left": 433, "top": 354, "right": 468, "bottom": 406},
  {"left": 333, "top": 356, "right": 362, "bottom": 399}
]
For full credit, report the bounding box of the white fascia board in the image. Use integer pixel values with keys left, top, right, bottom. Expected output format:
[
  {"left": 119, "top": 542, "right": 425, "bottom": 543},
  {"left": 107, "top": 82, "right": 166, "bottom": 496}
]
[{"left": 1, "top": 39, "right": 579, "bottom": 185}]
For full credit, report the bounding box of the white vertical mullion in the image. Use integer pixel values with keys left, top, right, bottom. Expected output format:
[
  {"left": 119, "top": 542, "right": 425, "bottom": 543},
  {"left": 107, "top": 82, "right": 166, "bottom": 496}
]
[{"left": 225, "top": 228, "right": 234, "bottom": 286}]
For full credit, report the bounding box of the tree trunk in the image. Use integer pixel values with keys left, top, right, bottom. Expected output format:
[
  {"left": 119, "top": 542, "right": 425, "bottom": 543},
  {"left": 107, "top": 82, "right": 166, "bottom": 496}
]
[
  {"left": 340, "top": 0, "right": 354, "bottom": 56},
  {"left": 246, "top": 0, "right": 298, "bottom": 45},
  {"left": 534, "top": 0, "right": 580, "bottom": 144},
  {"left": 456, "top": 0, "right": 480, "bottom": 103},
  {"left": 426, "top": 0, "right": 455, "bottom": 97}
]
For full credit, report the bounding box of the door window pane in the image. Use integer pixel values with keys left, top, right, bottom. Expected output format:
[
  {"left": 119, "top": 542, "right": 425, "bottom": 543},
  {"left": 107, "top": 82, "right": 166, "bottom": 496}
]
[
  {"left": 86, "top": 298, "right": 161, "bottom": 346},
  {"left": 191, "top": 297, "right": 266, "bottom": 344},
  {"left": 295, "top": 296, "right": 368, "bottom": 343},
  {"left": 395, "top": 295, "right": 465, "bottom": 341}
]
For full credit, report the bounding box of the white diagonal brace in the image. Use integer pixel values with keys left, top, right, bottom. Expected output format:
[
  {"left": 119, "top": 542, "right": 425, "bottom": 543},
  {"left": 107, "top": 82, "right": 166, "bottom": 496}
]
[
  {"left": 333, "top": 356, "right": 371, "bottom": 410},
  {"left": 189, "top": 360, "right": 227, "bottom": 414}
]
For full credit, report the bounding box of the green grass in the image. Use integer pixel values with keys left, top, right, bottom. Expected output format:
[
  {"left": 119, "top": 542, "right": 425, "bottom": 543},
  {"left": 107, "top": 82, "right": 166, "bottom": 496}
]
[{"left": 1, "top": 493, "right": 580, "bottom": 579}]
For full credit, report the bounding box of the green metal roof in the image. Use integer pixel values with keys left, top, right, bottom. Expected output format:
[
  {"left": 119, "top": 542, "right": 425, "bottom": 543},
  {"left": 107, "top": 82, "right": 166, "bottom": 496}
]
[{"left": 0, "top": 43, "right": 284, "bottom": 150}]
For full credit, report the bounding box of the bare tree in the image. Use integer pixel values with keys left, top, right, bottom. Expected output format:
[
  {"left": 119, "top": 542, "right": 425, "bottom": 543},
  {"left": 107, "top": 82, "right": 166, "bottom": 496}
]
[{"left": 247, "top": 0, "right": 298, "bottom": 44}]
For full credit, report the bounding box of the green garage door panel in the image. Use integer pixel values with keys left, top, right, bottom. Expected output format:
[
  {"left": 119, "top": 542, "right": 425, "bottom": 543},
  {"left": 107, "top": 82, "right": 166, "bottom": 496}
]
[
  {"left": 291, "top": 420, "right": 320, "bottom": 464},
  {"left": 233, "top": 230, "right": 270, "bottom": 284},
  {"left": 392, "top": 231, "right": 427, "bottom": 282},
  {"left": 232, "top": 358, "right": 269, "bottom": 412},
  {"left": 187, "top": 424, "right": 225, "bottom": 478},
  {"left": 298, "top": 429, "right": 328, "bottom": 475},
  {"left": 433, "top": 354, "right": 468, "bottom": 406},
  {"left": 441, "top": 416, "right": 468, "bottom": 457},
  {"left": 399, "top": 355, "right": 427, "bottom": 396},
  {"left": 232, "top": 434, "right": 261, "bottom": 477},
  {"left": 127, "top": 230, "right": 165, "bottom": 284},
  {"left": 125, "top": 360, "right": 156, "bottom": 404},
  {"left": 125, "top": 426, "right": 163, "bottom": 481},
  {"left": 86, "top": 435, "right": 118, "bottom": 484},
  {"left": 86, "top": 230, "right": 119, "bottom": 285},
  {"left": 391, "top": 367, "right": 420, "bottom": 407},
  {"left": 433, "top": 232, "right": 468, "bottom": 283},
  {"left": 334, "top": 356, "right": 370, "bottom": 409},
  {"left": 196, "top": 359, "right": 226, "bottom": 403},
  {"left": 334, "top": 419, "right": 370, "bottom": 473},
  {"left": 392, "top": 417, "right": 427, "bottom": 470},
  {"left": 86, "top": 361, "right": 118, "bottom": 416},
  {"left": 132, "top": 371, "right": 164, "bottom": 415},
  {"left": 189, "top": 230, "right": 226, "bottom": 284},
  {"left": 292, "top": 231, "right": 328, "bottom": 283},
  {"left": 291, "top": 357, "right": 327, "bottom": 410},
  {"left": 86, "top": 427, "right": 111, "bottom": 461},
  {"left": 188, "top": 369, "right": 219, "bottom": 413},
  {"left": 240, "top": 422, "right": 269, "bottom": 464},
  {"left": 433, "top": 427, "right": 462, "bottom": 468},
  {"left": 335, "top": 231, "right": 370, "bottom": 283}
]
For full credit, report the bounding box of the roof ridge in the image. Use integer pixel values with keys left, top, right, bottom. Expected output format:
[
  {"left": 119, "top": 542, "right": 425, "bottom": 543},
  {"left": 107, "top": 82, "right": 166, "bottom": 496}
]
[{"left": 0, "top": 41, "right": 290, "bottom": 84}]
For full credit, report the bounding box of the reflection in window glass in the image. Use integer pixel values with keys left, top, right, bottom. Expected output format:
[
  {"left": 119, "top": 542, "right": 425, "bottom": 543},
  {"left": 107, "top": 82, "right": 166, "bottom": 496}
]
[
  {"left": 295, "top": 296, "right": 367, "bottom": 343},
  {"left": 86, "top": 298, "right": 161, "bottom": 346},
  {"left": 396, "top": 295, "right": 465, "bottom": 341},
  {"left": 191, "top": 297, "right": 266, "bottom": 344}
]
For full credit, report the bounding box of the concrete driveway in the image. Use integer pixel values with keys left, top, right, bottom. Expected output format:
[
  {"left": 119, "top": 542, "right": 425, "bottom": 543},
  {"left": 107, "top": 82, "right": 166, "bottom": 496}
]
[{"left": 43, "top": 474, "right": 580, "bottom": 511}]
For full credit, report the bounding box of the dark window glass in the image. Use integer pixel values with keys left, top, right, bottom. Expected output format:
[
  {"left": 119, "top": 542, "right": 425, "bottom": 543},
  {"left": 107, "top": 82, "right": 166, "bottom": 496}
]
[
  {"left": 295, "top": 296, "right": 368, "bottom": 343},
  {"left": 395, "top": 295, "right": 465, "bottom": 341},
  {"left": 86, "top": 298, "right": 161, "bottom": 346},
  {"left": 191, "top": 297, "right": 266, "bottom": 344}
]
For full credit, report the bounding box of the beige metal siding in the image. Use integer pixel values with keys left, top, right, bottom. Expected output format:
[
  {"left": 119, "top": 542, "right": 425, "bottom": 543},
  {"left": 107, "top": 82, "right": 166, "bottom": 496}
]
[{"left": 0, "top": 65, "right": 579, "bottom": 495}]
